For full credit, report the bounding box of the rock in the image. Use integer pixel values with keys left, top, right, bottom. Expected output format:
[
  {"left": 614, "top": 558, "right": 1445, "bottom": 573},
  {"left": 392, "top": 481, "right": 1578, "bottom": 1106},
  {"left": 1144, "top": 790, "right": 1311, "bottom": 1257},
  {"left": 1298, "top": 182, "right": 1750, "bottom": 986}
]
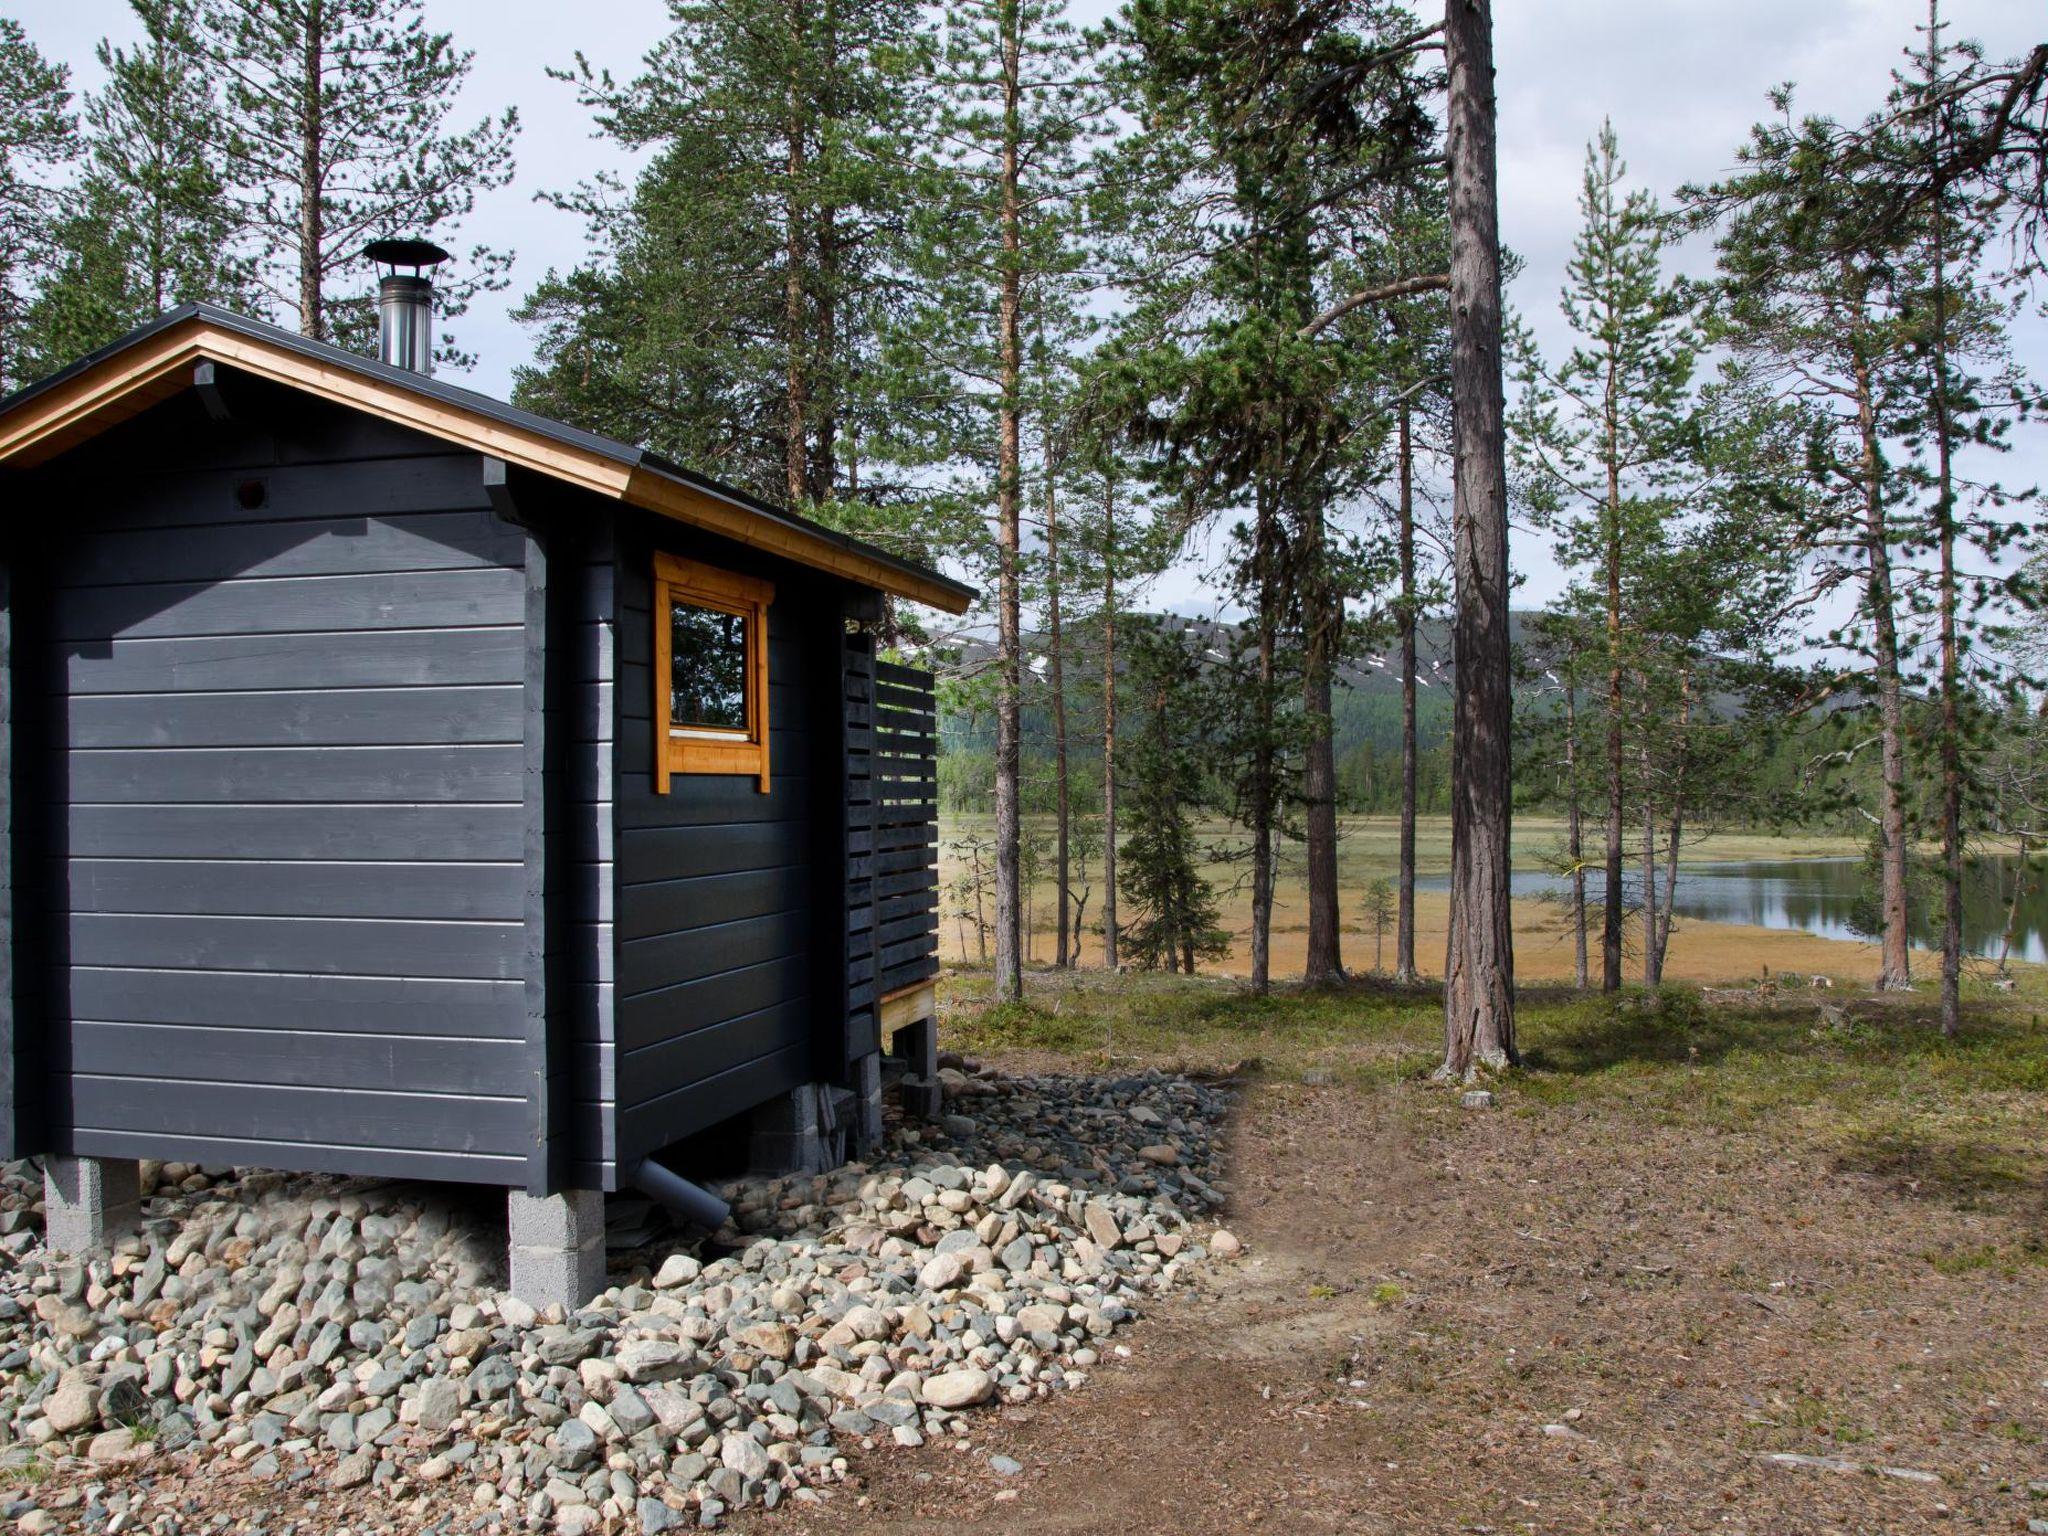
[
  {"left": 721, "top": 1432, "right": 772, "bottom": 1482},
  {"left": 639, "top": 1497, "right": 685, "bottom": 1533},
  {"left": 922, "top": 1369, "right": 994, "bottom": 1410},
  {"left": 917, "top": 1252, "right": 965, "bottom": 1291},
  {"left": 497, "top": 1294, "right": 537, "bottom": 1329},
  {"left": 1461, "top": 1089, "right": 1496, "bottom": 1110},
  {"left": 608, "top": 1385, "right": 656, "bottom": 1437},
  {"left": 616, "top": 1339, "right": 689, "bottom": 1383},
  {"left": 1137, "top": 1144, "right": 1179, "bottom": 1166},
  {"left": 43, "top": 1372, "right": 97, "bottom": 1434},
  {"left": 1084, "top": 1203, "right": 1125, "bottom": 1251},
  {"left": 333, "top": 1448, "right": 376, "bottom": 1489},
  {"left": 1210, "top": 1229, "right": 1243, "bottom": 1258},
  {"left": 734, "top": 1321, "right": 794, "bottom": 1360},
  {"left": 652, "top": 1254, "right": 701, "bottom": 1289},
  {"left": 555, "top": 1508, "right": 602, "bottom": 1536},
  {"left": 414, "top": 1376, "right": 462, "bottom": 1433},
  {"left": 553, "top": 1419, "right": 599, "bottom": 1472},
  {"left": 839, "top": 1304, "right": 891, "bottom": 1343},
  {"left": 86, "top": 1426, "right": 142, "bottom": 1462},
  {"left": 990, "top": 1453, "right": 1024, "bottom": 1476}
]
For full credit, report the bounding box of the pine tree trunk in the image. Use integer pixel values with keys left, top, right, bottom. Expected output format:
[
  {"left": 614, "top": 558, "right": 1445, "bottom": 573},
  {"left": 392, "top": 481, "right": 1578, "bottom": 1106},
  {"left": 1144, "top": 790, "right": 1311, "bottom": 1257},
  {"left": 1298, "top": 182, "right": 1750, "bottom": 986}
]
[
  {"left": 1100, "top": 482, "right": 1119, "bottom": 972},
  {"left": 1925, "top": 46, "right": 1963, "bottom": 1037},
  {"left": 297, "top": 2, "right": 325, "bottom": 339},
  {"left": 1641, "top": 737, "right": 1661, "bottom": 988},
  {"left": 1302, "top": 495, "right": 1345, "bottom": 987},
  {"left": 990, "top": 2, "right": 1025, "bottom": 1002},
  {"left": 1565, "top": 670, "right": 1589, "bottom": 989},
  {"left": 1856, "top": 357, "right": 1914, "bottom": 992},
  {"left": 1047, "top": 432, "right": 1071, "bottom": 969},
  {"left": 1600, "top": 423, "right": 1625, "bottom": 993},
  {"left": 1249, "top": 485, "right": 1278, "bottom": 995},
  {"left": 782, "top": 5, "right": 810, "bottom": 512},
  {"left": 1654, "top": 669, "right": 1692, "bottom": 979},
  {"left": 1439, "top": 0, "right": 1517, "bottom": 1079},
  {"left": 1395, "top": 401, "right": 1421, "bottom": 984}
]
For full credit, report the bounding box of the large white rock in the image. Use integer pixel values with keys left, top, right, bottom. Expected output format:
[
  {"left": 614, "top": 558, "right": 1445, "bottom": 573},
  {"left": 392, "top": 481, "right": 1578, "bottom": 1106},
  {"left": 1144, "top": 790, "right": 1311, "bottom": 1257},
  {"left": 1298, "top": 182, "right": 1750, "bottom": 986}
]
[{"left": 921, "top": 1368, "right": 994, "bottom": 1409}]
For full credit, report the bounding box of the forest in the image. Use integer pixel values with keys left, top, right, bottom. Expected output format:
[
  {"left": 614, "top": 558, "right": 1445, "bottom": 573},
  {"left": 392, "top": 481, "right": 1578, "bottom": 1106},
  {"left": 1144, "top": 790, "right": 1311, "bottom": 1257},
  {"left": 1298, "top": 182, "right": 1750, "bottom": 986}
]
[{"left": 3, "top": 0, "right": 2045, "bottom": 1066}]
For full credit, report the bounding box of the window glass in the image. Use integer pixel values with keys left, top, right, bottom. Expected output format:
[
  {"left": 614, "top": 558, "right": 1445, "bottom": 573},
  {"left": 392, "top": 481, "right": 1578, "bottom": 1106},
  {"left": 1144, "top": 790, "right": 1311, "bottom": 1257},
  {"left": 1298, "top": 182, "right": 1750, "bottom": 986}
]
[{"left": 669, "top": 599, "right": 748, "bottom": 731}]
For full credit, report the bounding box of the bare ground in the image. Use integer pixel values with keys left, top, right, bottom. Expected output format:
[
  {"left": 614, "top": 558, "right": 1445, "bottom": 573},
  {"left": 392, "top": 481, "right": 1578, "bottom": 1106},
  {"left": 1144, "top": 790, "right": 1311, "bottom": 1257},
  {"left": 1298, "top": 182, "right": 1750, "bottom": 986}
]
[{"left": 752, "top": 1045, "right": 2048, "bottom": 1535}]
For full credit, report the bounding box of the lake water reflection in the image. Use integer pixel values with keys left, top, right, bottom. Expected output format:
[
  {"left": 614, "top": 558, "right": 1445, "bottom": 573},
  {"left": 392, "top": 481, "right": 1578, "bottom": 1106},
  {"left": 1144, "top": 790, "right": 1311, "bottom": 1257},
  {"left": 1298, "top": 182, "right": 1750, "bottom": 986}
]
[{"left": 1422, "top": 855, "right": 2044, "bottom": 965}]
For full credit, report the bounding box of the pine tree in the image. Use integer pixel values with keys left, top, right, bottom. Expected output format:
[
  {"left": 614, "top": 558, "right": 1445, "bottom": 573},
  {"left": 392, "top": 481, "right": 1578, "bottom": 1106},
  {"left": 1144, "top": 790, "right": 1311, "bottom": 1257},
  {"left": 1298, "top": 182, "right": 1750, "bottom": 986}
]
[
  {"left": 0, "top": 17, "right": 76, "bottom": 392},
  {"left": 1691, "top": 100, "right": 1941, "bottom": 994},
  {"left": 911, "top": 0, "right": 1103, "bottom": 1001},
  {"left": 1513, "top": 121, "right": 1697, "bottom": 994},
  {"left": 1439, "top": 0, "right": 1516, "bottom": 1078},
  {"left": 517, "top": 0, "right": 940, "bottom": 556},
  {"left": 1119, "top": 619, "right": 1228, "bottom": 973},
  {"left": 194, "top": 0, "right": 517, "bottom": 349},
  {"left": 26, "top": 0, "right": 250, "bottom": 366},
  {"left": 1102, "top": 0, "right": 1443, "bottom": 991}
]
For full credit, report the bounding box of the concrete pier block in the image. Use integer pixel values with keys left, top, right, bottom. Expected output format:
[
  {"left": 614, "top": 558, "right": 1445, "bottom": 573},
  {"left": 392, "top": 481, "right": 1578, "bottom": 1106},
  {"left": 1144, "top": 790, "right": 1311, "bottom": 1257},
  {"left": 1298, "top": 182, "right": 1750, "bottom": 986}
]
[
  {"left": 43, "top": 1157, "right": 141, "bottom": 1255},
  {"left": 507, "top": 1189, "right": 606, "bottom": 1311}
]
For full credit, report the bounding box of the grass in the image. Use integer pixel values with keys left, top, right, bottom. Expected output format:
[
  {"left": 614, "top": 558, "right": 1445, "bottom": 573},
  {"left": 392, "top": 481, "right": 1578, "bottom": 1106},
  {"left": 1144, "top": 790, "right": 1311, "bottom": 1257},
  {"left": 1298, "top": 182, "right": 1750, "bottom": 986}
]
[{"left": 940, "top": 966, "right": 2048, "bottom": 1218}]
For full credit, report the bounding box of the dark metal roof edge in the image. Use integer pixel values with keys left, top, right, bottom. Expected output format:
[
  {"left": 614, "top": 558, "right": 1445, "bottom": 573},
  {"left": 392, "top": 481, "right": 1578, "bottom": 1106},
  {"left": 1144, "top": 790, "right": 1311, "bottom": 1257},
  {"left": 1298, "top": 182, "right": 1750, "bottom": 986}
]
[{"left": 0, "top": 303, "right": 977, "bottom": 609}]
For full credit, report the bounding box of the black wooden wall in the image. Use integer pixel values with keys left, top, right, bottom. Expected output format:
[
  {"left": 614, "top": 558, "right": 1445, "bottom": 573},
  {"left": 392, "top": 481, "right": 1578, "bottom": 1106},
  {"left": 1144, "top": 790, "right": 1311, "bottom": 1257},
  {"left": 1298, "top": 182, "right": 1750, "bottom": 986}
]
[
  {"left": 26, "top": 387, "right": 535, "bottom": 1183},
  {"left": 602, "top": 510, "right": 840, "bottom": 1177}
]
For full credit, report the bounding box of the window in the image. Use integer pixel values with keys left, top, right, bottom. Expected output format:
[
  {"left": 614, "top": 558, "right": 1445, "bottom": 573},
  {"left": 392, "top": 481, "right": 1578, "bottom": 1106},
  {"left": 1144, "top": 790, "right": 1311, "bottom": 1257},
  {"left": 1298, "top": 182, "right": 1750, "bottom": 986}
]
[{"left": 652, "top": 552, "right": 773, "bottom": 793}]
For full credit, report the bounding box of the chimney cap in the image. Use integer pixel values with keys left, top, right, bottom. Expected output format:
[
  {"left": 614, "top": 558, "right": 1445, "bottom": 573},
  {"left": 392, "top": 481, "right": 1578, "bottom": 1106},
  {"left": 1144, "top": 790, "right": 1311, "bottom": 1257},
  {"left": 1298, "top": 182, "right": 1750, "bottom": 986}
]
[{"left": 365, "top": 238, "right": 452, "bottom": 274}]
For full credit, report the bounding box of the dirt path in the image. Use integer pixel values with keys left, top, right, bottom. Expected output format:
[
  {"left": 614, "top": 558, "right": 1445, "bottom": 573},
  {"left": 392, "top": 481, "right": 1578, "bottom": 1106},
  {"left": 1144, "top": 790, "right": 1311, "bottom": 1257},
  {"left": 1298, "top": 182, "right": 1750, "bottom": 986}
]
[{"left": 753, "top": 1071, "right": 2048, "bottom": 1535}]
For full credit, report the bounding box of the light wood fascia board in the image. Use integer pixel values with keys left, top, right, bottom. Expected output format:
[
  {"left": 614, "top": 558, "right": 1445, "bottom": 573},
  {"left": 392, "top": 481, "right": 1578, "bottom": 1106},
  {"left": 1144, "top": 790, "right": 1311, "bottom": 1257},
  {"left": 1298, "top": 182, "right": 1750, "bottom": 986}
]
[
  {"left": 1, "top": 321, "right": 636, "bottom": 502},
  {"left": 0, "top": 332, "right": 202, "bottom": 466},
  {"left": 626, "top": 467, "right": 971, "bottom": 614}
]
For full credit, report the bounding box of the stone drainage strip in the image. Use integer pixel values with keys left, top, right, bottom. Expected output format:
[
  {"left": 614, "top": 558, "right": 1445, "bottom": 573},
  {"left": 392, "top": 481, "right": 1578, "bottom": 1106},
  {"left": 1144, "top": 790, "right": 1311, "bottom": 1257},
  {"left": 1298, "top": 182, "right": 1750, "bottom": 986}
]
[{"left": 0, "top": 1067, "right": 1237, "bottom": 1532}]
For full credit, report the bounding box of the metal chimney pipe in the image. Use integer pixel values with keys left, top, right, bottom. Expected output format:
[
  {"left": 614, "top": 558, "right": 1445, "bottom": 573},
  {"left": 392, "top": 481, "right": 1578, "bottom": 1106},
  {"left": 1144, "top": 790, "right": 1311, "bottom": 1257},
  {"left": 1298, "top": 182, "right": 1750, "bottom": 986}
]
[
  {"left": 377, "top": 274, "right": 436, "bottom": 376},
  {"left": 364, "top": 238, "right": 452, "bottom": 377}
]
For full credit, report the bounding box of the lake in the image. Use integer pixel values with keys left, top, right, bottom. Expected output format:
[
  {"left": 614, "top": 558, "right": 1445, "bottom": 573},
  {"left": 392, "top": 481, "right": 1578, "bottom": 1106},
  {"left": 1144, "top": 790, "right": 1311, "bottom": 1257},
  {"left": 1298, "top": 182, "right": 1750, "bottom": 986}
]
[{"left": 1421, "top": 855, "right": 2045, "bottom": 965}]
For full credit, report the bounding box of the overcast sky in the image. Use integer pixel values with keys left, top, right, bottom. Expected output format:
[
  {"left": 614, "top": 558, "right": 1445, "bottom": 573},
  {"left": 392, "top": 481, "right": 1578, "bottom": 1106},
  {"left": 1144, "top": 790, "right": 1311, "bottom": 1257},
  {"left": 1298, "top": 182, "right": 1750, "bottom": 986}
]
[{"left": 18, "top": 0, "right": 2046, "bottom": 616}]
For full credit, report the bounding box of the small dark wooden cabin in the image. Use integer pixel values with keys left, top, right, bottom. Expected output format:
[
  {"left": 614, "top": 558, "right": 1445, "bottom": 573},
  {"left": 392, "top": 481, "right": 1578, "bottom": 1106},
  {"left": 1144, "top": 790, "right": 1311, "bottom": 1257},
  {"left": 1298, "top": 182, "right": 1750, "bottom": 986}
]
[{"left": 0, "top": 303, "right": 970, "bottom": 1303}]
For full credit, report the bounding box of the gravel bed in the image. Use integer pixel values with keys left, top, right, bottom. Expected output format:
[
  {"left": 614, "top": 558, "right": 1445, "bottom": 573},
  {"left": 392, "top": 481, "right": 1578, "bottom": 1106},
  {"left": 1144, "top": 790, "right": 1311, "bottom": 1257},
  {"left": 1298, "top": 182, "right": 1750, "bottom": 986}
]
[{"left": 0, "top": 1065, "right": 1235, "bottom": 1533}]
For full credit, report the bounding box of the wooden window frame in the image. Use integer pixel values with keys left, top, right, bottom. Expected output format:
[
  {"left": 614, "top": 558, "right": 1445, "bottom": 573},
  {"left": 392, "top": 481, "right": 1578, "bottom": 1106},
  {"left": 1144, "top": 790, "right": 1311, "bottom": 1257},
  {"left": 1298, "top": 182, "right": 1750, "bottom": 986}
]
[{"left": 652, "top": 551, "right": 774, "bottom": 794}]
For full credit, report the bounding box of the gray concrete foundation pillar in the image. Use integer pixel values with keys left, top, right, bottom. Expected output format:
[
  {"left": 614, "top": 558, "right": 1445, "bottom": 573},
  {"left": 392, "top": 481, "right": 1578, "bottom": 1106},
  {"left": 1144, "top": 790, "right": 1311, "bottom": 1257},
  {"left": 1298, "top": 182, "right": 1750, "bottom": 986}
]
[
  {"left": 507, "top": 1189, "right": 606, "bottom": 1312},
  {"left": 748, "top": 1084, "right": 842, "bottom": 1175},
  {"left": 43, "top": 1156, "right": 140, "bottom": 1255}
]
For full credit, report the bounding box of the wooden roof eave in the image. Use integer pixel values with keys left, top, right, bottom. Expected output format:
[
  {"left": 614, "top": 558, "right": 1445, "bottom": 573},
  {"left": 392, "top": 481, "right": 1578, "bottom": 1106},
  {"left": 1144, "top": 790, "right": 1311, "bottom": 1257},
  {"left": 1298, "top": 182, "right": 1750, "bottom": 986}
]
[{"left": 0, "top": 316, "right": 973, "bottom": 615}]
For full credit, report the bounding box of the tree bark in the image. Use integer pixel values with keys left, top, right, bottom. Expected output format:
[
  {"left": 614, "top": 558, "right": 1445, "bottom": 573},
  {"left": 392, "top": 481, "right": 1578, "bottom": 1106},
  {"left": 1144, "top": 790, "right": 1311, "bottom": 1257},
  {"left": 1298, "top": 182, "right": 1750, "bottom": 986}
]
[
  {"left": 1439, "top": 0, "right": 1517, "bottom": 1079},
  {"left": 1395, "top": 401, "right": 1421, "bottom": 985},
  {"left": 1046, "top": 429, "right": 1072, "bottom": 969},
  {"left": 1640, "top": 735, "right": 1661, "bottom": 988},
  {"left": 1925, "top": 20, "right": 1964, "bottom": 1036},
  {"left": 990, "top": 1, "right": 1025, "bottom": 1001},
  {"left": 1100, "top": 478, "right": 1119, "bottom": 972},
  {"left": 1855, "top": 355, "right": 1914, "bottom": 992},
  {"left": 1249, "top": 483, "right": 1279, "bottom": 995},
  {"left": 1565, "top": 665, "right": 1588, "bottom": 989},
  {"left": 1653, "top": 667, "right": 1693, "bottom": 979},
  {"left": 1600, "top": 383, "right": 1625, "bottom": 994},
  {"left": 1301, "top": 492, "right": 1345, "bottom": 988},
  {"left": 782, "top": 2, "right": 810, "bottom": 512},
  {"left": 297, "top": 1, "right": 325, "bottom": 339}
]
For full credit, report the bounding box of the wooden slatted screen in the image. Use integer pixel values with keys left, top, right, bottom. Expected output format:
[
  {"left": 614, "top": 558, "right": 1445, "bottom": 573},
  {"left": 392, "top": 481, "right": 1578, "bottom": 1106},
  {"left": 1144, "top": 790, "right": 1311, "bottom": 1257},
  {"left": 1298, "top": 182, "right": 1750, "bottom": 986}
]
[{"left": 841, "top": 633, "right": 939, "bottom": 1064}]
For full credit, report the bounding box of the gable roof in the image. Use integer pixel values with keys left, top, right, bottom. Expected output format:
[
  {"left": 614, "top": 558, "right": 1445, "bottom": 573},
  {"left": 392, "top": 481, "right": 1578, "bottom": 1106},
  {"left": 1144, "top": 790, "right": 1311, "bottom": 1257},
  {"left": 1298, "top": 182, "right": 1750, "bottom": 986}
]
[{"left": 0, "top": 303, "right": 975, "bottom": 614}]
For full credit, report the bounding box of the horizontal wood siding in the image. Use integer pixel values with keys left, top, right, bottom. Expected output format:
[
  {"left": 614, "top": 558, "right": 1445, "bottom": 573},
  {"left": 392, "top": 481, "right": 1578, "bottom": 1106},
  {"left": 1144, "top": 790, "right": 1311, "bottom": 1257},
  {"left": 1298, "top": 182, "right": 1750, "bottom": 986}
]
[
  {"left": 39, "top": 392, "right": 532, "bottom": 1184},
  {"left": 606, "top": 510, "right": 835, "bottom": 1170}
]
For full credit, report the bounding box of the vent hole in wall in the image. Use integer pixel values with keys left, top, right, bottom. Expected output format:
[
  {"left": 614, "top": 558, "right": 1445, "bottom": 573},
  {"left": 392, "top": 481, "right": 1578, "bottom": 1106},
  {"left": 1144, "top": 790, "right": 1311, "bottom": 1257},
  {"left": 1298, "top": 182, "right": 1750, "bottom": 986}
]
[{"left": 235, "top": 479, "right": 267, "bottom": 510}]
